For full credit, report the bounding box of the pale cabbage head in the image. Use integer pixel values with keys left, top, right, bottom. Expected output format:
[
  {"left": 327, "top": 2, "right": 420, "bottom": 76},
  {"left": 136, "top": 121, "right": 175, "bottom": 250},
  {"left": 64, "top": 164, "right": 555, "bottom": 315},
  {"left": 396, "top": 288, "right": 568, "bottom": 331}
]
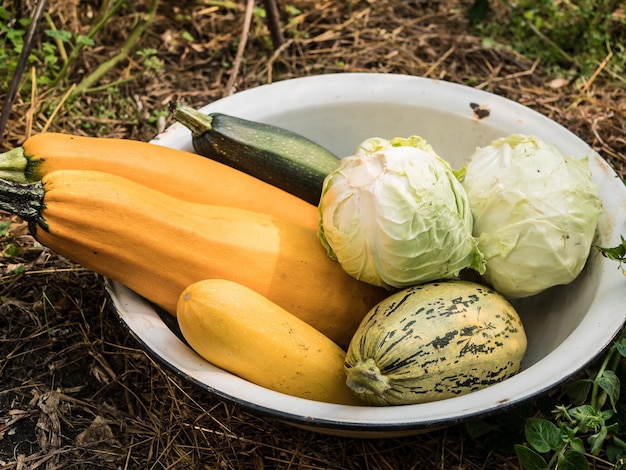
[
  {"left": 317, "top": 136, "right": 485, "bottom": 289},
  {"left": 460, "top": 134, "right": 603, "bottom": 298}
]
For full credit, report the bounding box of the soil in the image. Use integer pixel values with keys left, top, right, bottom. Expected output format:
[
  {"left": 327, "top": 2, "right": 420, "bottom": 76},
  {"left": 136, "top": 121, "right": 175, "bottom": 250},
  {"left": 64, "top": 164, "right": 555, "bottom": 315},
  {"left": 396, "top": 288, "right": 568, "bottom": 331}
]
[{"left": 1, "top": 1, "right": 624, "bottom": 469}]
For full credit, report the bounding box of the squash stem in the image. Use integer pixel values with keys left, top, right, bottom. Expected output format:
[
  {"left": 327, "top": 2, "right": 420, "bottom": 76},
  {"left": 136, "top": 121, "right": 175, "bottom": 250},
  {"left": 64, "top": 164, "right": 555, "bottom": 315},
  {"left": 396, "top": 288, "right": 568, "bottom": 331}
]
[
  {"left": 0, "top": 147, "right": 29, "bottom": 183},
  {"left": 345, "top": 358, "right": 391, "bottom": 398},
  {"left": 168, "top": 101, "right": 213, "bottom": 137},
  {"left": 0, "top": 178, "right": 48, "bottom": 231}
]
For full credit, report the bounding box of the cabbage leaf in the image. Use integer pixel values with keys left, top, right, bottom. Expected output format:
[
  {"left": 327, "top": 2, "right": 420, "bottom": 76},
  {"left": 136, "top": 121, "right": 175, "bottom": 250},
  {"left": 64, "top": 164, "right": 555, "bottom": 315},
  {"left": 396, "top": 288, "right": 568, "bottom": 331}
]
[
  {"left": 460, "top": 134, "right": 603, "bottom": 298},
  {"left": 318, "top": 136, "right": 485, "bottom": 289}
]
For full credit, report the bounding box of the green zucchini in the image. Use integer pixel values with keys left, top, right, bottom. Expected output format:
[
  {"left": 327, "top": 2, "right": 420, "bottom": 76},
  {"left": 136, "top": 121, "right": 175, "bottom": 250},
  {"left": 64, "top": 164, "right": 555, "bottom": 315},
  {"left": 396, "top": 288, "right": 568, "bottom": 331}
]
[
  {"left": 344, "top": 280, "right": 527, "bottom": 406},
  {"left": 169, "top": 101, "right": 340, "bottom": 205}
]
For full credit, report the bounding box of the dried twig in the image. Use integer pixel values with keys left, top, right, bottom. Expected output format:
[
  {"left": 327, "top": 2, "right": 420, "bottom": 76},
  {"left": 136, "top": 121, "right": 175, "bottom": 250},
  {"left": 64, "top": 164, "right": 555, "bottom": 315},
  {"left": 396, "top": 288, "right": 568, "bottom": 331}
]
[
  {"left": 224, "top": 0, "right": 255, "bottom": 96},
  {"left": 262, "top": 0, "right": 285, "bottom": 51},
  {"left": 0, "top": 0, "right": 48, "bottom": 147}
]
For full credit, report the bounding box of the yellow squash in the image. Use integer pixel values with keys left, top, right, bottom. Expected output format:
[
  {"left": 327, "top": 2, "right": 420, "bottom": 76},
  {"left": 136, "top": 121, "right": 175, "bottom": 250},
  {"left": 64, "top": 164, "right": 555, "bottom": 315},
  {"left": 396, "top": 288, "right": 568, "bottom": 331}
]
[
  {"left": 0, "top": 169, "right": 387, "bottom": 347},
  {"left": 0, "top": 132, "right": 319, "bottom": 229},
  {"left": 177, "top": 279, "right": 363, "bottom": 405}
]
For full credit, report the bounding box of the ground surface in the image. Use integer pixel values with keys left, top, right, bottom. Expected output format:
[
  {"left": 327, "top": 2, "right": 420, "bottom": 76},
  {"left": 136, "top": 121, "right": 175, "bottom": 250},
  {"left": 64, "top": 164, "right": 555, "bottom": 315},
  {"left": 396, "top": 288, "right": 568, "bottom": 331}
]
[{"left": 1, "top": 1, "right": 625, "bottom": 469}]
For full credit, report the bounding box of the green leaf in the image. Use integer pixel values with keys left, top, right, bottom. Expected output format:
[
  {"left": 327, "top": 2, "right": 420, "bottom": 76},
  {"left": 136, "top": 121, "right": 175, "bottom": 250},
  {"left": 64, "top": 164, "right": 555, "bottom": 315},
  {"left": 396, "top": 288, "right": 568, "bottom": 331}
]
[
  {"left": 136, "top": 48, "right": 158, "bottom": 58},
  {"left": 612, "top": 436, "right": 626, "bottom": 450},
  {"left": 568, "top": 436, "right": 586, "bottom": 454},
  {"left": 9, "top": 264, "right": 25, "bottom": 275},
  {"left": 588, "top": 426, "right": 608, "bottom": 456},
  {"left": 0, "top": 218, "right": 11, "bottom": 236},
  {"left": 607, "top": 440, "right": 626, "bottom": 464},
  {"left": 3, "top": 243, "right": 19, "bottom": 257},
  {"left": 463, "top": 403, "right": 532, "bottom": 453},
  {"left": 565, "top": 379, "right": 593, "bottom": 405},
  {"left": 597, "top": 370, "right": 620, "bottom": 409},
  {"left": 569, "top": 404, "right": 603, "bottom": 431},
  {"left": 605, "top": 421, "right": 619, "bottom": 434},
  {"left": 76, "top": 35, "right": 95, "bottom": 47},
  {"left": 595, "top": 236, "right": 626, "bottom": 262},
  {"left": 525, "top": 418, "right": 562, "bottom": 453},
  {"left": 595, "top": 236, "right": 626, "bottom": 272},
  {"left": 285, "top": 5, "right": 302, "bottom": 16},
  {"left": 469, "top": 0, "right": 490, "bottom": 25},
  {"left": 616, "top": 340, "right": 626, "bottom": 358},
  {"left": 557, "top": 449, "right": 589, "bottom": 470},
  {"left": 464, "top": 419, "right": 497, "bottom": 439},
  {"left": 514, "top": 444, "right": 549, "bottom": 470},
  {"left": 252, "top": 6, "right": 266, "bottom": 18},
  {"left": 44, "top": 29, "right": 72, "bottom": 42}
]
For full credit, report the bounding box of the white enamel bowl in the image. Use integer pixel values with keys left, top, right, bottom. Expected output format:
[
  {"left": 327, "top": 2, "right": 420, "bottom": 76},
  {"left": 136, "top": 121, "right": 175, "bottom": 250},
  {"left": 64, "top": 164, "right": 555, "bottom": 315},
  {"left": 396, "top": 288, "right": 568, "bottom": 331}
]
[{"left": 106, "top": 73, "right": 626, "bottom": 438}]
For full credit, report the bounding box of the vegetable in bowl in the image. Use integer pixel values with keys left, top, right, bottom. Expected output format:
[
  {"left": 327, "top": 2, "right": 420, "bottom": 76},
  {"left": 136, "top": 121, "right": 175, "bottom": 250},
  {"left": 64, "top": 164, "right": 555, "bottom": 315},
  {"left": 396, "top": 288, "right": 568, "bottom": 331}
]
[
  {"left": 459, "top": 134, "right": 603, "bottom": 298},
  {"left": 317, "top": 135, "right": 486, "bottom": 289},
  {"left": 344, "top": 280, "right": 527, "bottom": 406}
]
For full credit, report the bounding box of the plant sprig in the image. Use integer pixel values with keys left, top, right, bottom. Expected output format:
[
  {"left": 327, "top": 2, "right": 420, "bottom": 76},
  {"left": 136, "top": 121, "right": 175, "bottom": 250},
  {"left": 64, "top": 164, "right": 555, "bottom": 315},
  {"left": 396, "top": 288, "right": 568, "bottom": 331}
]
[
  {"left": 595, "top": 236, "right": 626, "bottom": 274},
  {"left": 466, "top": 329, "right": 626, "bottom": 469},
  {"left": 512, "top": 332, "right": 626, "bottom": 469}
]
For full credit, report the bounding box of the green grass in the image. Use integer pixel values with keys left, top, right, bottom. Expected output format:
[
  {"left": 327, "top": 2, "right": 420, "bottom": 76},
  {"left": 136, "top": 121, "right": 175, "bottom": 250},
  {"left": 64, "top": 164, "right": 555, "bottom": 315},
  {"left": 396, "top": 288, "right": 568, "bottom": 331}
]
[
  {"left": 470, "top": 0, "right": 625, "bottom": 83},
  {"left": 0, "top": 1, "right": 161, "bottom": 105}
]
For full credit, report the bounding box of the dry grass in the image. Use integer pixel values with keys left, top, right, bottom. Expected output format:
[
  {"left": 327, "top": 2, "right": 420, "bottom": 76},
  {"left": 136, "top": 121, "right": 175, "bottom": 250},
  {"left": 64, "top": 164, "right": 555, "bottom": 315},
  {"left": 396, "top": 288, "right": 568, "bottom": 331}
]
[{"left": 1, "top": 0, "right": 625, "bottom": 468}]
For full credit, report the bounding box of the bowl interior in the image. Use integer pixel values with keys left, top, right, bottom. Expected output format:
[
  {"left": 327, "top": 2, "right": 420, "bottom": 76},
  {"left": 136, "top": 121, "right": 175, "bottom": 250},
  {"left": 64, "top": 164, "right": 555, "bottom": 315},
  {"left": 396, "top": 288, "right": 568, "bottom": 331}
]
[{"left": 111, "top": 73, "right": 626, "bottom": 437}]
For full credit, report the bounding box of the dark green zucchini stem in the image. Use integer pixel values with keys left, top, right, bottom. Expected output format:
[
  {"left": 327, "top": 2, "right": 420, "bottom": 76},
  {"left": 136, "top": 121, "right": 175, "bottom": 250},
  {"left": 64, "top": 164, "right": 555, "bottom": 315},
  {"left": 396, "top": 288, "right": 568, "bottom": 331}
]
[
  {"left": 0, "top": 178, "right": 48, "bottom": 232},
  {"left": 169, "top": 101, "right": 213, "bottom": 137}
]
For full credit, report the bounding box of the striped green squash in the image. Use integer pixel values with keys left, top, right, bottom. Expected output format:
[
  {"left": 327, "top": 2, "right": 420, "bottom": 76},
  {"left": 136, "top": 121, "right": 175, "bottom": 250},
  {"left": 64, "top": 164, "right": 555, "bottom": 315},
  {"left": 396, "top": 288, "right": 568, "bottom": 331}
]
[{"left": 344, "top": 280, "right": 527, "bottom": 406}]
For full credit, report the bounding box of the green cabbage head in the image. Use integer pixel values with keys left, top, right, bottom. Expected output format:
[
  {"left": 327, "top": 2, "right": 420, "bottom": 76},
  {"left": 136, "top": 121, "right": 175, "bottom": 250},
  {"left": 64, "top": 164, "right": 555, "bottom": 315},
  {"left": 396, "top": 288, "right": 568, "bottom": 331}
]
[
  {"left": 317, "top": 136, "right": 485, "bottom": 289},
  {"left": 460, "top": 134, "right": 603, "bottom": 298}
]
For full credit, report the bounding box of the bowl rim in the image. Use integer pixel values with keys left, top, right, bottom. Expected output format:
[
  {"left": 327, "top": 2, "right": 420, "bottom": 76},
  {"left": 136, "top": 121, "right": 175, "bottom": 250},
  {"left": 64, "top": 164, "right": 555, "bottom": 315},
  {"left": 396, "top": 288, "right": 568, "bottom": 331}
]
[
  {"left": 108, "top": 72, "right": 626, "bottom": 434},
  {"left": 106, "top": 280, "right": 619, "bottom": 433}
]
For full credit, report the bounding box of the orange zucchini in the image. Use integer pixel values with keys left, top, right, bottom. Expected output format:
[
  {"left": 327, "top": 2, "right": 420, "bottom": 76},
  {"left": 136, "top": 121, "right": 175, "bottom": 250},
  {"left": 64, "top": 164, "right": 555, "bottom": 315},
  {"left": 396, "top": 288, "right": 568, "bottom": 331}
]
[
  {"left": 0, "top": 132, "right": 319, "bottom": 229},
  {"left": 0, "top": 169, "right": 387, "bottom": 347},
  {"left": 177, "top": 279, "right": 363, "bottom": 405}
]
